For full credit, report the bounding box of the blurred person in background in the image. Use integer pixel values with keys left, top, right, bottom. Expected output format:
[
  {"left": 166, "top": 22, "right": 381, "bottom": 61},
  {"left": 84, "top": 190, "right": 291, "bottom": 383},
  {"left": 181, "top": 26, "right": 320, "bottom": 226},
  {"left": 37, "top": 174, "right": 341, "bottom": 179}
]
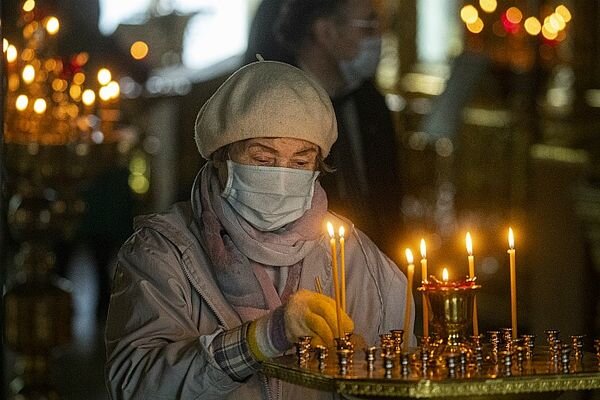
[
  {"left": 105, "top": 61, "right": 414, "bottom": 399},
  {"left": 246, "top": 0, "right": 403, "bottom": 259},
  {"left": 244, "top": 0, "right": 294, "bottom": 65}
]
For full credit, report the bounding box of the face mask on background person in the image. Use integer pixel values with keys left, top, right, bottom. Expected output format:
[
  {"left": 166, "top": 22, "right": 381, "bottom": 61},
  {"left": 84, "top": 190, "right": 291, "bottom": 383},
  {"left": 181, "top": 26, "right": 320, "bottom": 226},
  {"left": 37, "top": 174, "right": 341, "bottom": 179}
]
[
  {"left": 339, "top": 36, "right": 382, "bottom": 92},
  {"left": 221, "top": 160, "right": 320, "bottom": 231}
]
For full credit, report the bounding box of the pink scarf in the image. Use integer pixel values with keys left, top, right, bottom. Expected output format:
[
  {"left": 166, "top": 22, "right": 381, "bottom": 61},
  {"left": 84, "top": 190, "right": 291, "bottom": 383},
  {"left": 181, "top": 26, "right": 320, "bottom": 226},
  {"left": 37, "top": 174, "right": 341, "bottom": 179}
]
[{"left": 192, "top": 163, "right": 328, "bottom": 321}]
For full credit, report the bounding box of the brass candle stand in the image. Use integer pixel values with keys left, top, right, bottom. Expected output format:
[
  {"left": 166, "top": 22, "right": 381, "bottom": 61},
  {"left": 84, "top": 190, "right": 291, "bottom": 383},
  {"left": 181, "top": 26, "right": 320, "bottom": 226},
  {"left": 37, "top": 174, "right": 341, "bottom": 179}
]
[{"left": 263, "top": 279, "right": 600, "bottom": 398}]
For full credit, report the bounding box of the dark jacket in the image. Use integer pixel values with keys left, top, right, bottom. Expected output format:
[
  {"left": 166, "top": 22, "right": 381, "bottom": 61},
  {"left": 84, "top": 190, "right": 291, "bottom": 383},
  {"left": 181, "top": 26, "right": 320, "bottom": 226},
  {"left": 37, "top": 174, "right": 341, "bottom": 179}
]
[{"left": 323, "top": 81, "right": 403, "bottom": 256}]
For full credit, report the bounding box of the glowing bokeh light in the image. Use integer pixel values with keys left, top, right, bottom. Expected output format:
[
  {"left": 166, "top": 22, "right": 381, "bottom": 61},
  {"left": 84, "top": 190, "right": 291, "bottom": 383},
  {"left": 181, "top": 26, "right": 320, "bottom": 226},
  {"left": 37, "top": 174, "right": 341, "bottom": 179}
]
[
  {"left": 506, "top": 7, "right": 523, "bottom": 24},
  {"left": 73, "top": 72, "right": 86, "bottom": 85},
  {"left": 543, "top": 17, "right": 557, "bottom": 33},
  {"left": 75, "top": 52, "right": 90, "bottom": 66},
  {"left": 130, "top": 41, "right": 149, "bottom": 60},
  {"left": 467, "top": 17, "right": 485, "bottom": 33},
  {"left": 16, "top": 95, "right": 29, "bottom": 111},
  {"left": 44, "top": 58, "right": 57, "bottom": 71},
  {"left": 22, "top": 0, "right": 35, "bottom": 12},
  {"left": 9, "top": 74, "right": 20, "bottom": 91},
  {"left": 524, "top": 17, "right": 542, "bottom": 35},
  {"left": 542, "top": 24, "right": 558, "bottom": 40},
  {"left": 82, "top": 89, "right": 96, "bottom": 106},
  {"left": 70, "top": 85, "right": 82, "bottom": 100},
  {"left": 107, "top": 81, "right": 120, "bottom": 99},
  {"left": 45, "top": 17, "right": 60, "bottom": 35},
  {"left": 97, "top": 68, "right": 112, "bottom": 85},
  {"left": 52, "top": 78, "right": 67, "bottom": 92},
  {"left": 549, "top": 13, "right": 566, "bottom": 31},
  {"left": 21, "top": 48, "right": 34, "bottom": 61},
  {"left": 3, "top": 39, "right": 8, "bottom": 52},
  {"left": 92, "top": 131, "right": 105, "bottom": 144},
  {"left": 23, "top": 23, "right": 36, "bottom": 39},
  {"left": 479, "top": 0, "right": 497, "bottom": 13},
  {"left": 33, "top": 98, "right": 47, "bottom": 114},
  {"left": 460, "top": 5, "right": 479, "bottom": 25},
  {"left": 129, "top": 175, "right": 150, "bottom": 194},
  {"left": 555, "top": 5, "right": 572, "bottom": 22},
  {"left": 99, "top": 86, "right": 112, "bottom": 101},
  {"left": 501, "top": 9, "right": 521, "bottom": 34},
  {"left": 7, "top": 45, "right": 17, "bottom": 63},
  {"left": 22, "top": 64, "right": 35, "bottom": 83}
]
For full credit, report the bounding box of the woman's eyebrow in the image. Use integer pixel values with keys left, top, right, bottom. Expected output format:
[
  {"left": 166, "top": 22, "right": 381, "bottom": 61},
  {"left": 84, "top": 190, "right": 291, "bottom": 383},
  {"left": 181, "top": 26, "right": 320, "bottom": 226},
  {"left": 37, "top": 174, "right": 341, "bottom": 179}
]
[
  {"left": 294, "top": 147, "right": 318, "bottom": 156},
  {"left": 246, "top": 143, "right": 317, "bottom": 156},
  {"left": 247, "top": 143, "right": 278, "bottom": 153}
]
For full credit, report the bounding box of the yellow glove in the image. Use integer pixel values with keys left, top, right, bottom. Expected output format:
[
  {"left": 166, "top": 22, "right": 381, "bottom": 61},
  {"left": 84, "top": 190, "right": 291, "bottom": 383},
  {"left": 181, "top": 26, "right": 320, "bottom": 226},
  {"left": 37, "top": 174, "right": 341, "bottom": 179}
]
[
  {"left": 247, "top": 289, "right": 354, "bottom": 361},
  {"left": 283, "top": 289, "right": 353, "bottom": 346}
]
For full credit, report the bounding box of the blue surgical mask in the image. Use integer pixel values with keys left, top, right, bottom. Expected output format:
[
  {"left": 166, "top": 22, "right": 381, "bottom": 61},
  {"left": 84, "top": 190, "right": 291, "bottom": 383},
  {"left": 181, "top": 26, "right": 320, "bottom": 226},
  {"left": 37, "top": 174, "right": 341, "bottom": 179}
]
[
  {"left": 340, "top": 36, "right": 382, "bottom": 91},
  {"left": 221, "top": 160, "right": 320, "bottom": 231}
]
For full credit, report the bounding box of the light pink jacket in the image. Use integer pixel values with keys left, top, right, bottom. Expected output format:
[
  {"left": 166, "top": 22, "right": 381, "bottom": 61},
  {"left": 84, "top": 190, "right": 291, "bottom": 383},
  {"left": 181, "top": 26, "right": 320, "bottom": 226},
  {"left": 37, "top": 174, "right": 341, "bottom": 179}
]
[{"left": 105, "top": 203, "right": 414, "bottom": 399}]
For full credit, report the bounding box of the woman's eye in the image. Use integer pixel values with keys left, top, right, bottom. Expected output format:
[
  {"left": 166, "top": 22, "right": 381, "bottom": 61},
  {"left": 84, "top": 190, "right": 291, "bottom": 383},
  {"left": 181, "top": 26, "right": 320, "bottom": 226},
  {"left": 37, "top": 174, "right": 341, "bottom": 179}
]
[
  {"left": 293, "top": 160, "right": 313, "bottom": 169},
  {"left": 254, "top": 157, "right": 272, "bottom": 165}
]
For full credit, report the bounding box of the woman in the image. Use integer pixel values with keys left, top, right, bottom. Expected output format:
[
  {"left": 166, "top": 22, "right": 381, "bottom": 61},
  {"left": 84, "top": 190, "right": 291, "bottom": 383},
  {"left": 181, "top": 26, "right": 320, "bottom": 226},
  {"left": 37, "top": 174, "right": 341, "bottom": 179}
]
[{"left": 105, "top": 61, "right": 414, "bottom": 400}]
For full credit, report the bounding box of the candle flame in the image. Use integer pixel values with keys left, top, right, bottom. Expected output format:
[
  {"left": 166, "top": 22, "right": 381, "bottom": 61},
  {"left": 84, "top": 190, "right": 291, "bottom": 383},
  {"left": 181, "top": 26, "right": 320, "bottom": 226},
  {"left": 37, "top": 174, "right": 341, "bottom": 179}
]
[
  {"left": 338, "top": 226, "right": 345, "bottom": 238},
  {"left": 327, "top": 221, "right": 335, "bottom": 238},
  {"left": 466, "top": 232, "right": 473, "bottom": 255},
  {"left": 508, "top": 227, "right": 515, "bottom": 249},
  {"left": 442, "top": 268, "right": 449, "bottom": 282},
  {"left": 420, "top": 238, "right": 426, "bottom": 259},
  {"left": 405, "top": 248, "right": 414, "bottom": 264}
]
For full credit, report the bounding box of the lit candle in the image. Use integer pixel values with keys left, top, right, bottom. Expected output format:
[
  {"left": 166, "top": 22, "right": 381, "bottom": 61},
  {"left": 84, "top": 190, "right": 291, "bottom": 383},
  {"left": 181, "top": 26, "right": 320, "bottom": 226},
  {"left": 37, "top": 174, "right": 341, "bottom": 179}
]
[
  {"left": 420, "top": 238, "right": 429, "bottom": 337},
  {"left": 403, "top": 248, "right": 414, "bottom": 350},
  {"left": 442, "top": 267, "right": 449, "bottom": 282},
  {"left": 466, "top": 232, "right": 479, "bottom": 336},
  {"left": 338, "top": 226, "right": 346, "bottom": 313},
  {"left": 508, "top": 227, "right": 517, "bottom": 339},
  {"left": 327, "top": 222, "right": 343, "bottom": 338}
]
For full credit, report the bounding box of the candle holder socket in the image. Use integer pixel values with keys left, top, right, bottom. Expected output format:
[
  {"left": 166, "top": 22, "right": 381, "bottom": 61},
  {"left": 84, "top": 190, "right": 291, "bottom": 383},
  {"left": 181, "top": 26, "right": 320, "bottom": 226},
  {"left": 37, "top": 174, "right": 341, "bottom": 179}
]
[{"left": 419, "top": 280, "right": 480, "bottom": 352}]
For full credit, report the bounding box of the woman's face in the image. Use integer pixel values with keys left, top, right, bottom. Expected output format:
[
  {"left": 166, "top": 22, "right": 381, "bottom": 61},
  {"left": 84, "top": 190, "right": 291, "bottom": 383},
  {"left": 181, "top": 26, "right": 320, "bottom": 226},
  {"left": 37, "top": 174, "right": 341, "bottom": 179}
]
[{"left": 215, "top": 137, "right": 320, "bottom": 187}]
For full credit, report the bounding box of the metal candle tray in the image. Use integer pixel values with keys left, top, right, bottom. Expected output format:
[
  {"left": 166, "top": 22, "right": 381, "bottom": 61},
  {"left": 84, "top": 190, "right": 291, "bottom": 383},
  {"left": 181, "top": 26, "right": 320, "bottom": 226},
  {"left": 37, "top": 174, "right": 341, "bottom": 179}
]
[{"left": 263, "top": 348, "right": 600, "bottom": 398}]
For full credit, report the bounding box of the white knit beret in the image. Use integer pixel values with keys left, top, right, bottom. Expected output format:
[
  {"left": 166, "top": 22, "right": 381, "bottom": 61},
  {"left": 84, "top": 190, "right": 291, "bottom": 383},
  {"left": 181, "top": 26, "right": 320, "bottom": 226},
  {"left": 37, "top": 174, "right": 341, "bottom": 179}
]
[{"left": 194, "top": 61, "right": 338, "bottom": 159}]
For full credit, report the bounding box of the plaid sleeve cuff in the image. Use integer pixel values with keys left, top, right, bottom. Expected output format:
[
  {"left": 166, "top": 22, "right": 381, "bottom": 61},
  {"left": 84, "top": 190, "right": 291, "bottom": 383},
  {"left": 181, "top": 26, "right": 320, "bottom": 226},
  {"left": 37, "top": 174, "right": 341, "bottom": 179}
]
[{"left": 212, "top": 322, "right": 262, "bottom": 381}]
